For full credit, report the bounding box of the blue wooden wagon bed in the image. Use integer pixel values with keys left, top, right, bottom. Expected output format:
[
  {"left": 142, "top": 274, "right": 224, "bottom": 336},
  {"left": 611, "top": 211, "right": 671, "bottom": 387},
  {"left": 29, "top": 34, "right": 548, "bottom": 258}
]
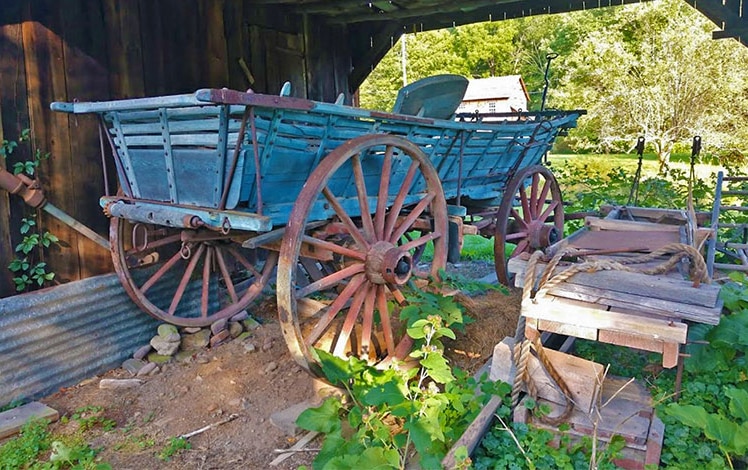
[{"left": 52, "top": 78, "right": 582, "bottom": 372}]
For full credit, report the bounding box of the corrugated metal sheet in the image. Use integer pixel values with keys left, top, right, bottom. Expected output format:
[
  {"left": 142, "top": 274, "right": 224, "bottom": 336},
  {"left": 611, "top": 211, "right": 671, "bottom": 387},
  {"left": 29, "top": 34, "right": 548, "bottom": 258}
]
[{"left": 0, "top": 272, "right": 160, "bottom": 408}]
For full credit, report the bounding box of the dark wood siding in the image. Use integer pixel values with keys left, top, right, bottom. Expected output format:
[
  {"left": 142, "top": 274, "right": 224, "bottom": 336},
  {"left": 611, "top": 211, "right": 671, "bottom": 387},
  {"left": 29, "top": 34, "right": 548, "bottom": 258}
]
[{"left": 0, "top": 0, "right": 353, "bottom": 297}]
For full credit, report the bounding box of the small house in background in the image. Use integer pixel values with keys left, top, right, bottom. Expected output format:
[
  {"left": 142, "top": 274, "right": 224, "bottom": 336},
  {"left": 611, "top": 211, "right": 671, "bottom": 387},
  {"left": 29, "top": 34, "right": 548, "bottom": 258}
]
[{"left": 458, "top": 75, "right": 530, "bottom": 116}]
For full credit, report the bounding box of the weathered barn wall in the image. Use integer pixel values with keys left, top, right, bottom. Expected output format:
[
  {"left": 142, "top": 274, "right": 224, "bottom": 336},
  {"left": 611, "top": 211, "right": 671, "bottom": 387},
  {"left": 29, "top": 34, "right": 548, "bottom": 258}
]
[{"left": 0, "top": 0, "right": 352, "bottom": 298}]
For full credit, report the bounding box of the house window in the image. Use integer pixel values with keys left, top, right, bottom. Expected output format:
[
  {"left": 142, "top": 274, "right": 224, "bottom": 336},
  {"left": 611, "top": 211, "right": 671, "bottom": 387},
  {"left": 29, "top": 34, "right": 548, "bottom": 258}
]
[{"left": 488, "top": 102, "right": 496, "bottom": 112}]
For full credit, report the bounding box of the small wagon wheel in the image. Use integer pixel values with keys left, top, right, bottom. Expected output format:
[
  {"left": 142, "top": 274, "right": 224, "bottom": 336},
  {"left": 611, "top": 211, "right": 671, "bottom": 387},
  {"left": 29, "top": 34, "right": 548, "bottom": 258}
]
[
  {"left": 494, "top": 164, "right": 564, "bottom": 285},
  {"left": 111, "top": 218, "right": 277, "bottom": 327},
  {"left": 277, "top": 134, "right": 448, "bottom": 374}
]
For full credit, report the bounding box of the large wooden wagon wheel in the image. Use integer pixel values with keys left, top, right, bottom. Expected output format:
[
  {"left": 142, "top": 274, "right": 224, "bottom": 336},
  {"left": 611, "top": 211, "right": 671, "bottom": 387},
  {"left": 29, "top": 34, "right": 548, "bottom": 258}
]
[
  {"left": 277, "top": 134, "right": 448, "bottom": 374},
  {"left": 494, "top": 165, "right": 564, "bottom": 285},
  {"left": 111, "top": 217, "right": 277, "bottom": 327}
]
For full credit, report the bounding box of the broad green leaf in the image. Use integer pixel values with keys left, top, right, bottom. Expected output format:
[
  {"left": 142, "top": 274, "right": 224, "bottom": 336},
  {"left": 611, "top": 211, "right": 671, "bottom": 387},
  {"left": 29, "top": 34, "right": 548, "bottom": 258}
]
[
  {"left": 316, "top": 349, "right": 354, "bottom": 385},
  {"left": 296, "top": 397, "right": 342, "bottom": 434},
  {"left": 664, "top": 404, "right": 709, "bottom": 430},
  {"left": 704, "top": 414, "right": 739, "bottom": 449},
  {"left": 362, "top": 381, "right": 406, "bottom": 407},
  {"left": 436, "top": 327, "right": 456, "bottom": 340},
  {"left": 726, "top": 387, "right": 748, "bottom": 422},
  {"left": 421, "top": 353, "right": 454, "bottom": 384},
  {"left": 733, "top": 422, "right": 748, "bottom": 455}
]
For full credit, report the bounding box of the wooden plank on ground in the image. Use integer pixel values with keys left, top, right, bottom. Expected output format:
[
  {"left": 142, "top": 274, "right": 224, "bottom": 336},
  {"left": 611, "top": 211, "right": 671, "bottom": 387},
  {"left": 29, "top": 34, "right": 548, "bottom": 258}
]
[
  {"left": 490, "top": 337, "right": 604, "bottom": 411},
  {"left": 441, "top": 395, "right": 502, "bottom": 470},
  {"left": 521, "top": 296, "right": 688, "bottom": 345},
  {"left": 0, "top": 402, "right": 59, "bottom": 439}
]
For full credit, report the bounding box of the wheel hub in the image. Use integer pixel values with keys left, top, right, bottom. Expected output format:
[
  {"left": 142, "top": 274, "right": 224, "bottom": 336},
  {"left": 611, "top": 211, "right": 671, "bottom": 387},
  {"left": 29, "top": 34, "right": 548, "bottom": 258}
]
[
  {"left": 365, "top": 241, "right": 413, "bottom": 285},
  {"left": 528, "top": 222, "right": 559, "bottom": 249}
]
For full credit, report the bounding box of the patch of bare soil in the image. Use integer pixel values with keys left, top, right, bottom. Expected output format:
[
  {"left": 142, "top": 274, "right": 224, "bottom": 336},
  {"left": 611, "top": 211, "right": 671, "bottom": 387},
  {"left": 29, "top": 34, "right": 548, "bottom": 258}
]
[{"left": 40, "top": 262, "right": 521, "bottom": 470}]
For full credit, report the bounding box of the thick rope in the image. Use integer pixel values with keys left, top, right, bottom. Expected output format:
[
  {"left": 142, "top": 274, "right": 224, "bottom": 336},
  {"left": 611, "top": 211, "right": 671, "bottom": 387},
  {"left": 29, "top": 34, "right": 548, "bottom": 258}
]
[
  {"left": 511, "top": 241, "right": 708, "bottom": 424},
  {"left": 511, "top": 250, "right": 574, "bottom": 425}
]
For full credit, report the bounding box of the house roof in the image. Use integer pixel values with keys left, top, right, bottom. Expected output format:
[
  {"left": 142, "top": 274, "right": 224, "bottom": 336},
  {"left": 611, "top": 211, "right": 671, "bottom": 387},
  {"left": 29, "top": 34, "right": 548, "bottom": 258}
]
[{"left": 462, "top": 76, "right": 529, "bottom": 102}]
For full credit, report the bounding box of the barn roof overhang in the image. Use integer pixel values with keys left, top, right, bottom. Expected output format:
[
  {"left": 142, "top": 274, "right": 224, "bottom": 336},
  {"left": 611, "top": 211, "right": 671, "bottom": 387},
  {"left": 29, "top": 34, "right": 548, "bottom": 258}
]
[{"left": 252, "top": 0, "right": 745, "bottom": 91}]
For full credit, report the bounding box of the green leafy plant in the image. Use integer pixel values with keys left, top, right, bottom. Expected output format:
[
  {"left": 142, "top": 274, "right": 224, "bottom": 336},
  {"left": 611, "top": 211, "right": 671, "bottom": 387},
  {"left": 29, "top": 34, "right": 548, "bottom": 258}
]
[
  {"left": 1, "top": 130, "right": 58, "bottom": 292},
  {"left": 48, "top": 439, "right": 111, "bottom": 470},
  {"left": 296, "top": 287, "right": 503, "bottom": 469},
  {"left": 66, "top": 406, "right": 116, "bottom": 433},
  {"left": 158, "top": 436, "right": 191, "bottom": 461},
  {"left": 0, "top": 418, "right": 51, "bottom": 469}
]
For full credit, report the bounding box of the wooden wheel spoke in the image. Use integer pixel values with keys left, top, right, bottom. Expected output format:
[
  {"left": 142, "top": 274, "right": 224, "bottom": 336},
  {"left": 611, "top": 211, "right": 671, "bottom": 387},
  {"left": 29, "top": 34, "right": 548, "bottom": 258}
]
[
  {"left": 519, "top": 185, "right": 531, "bottom": 222},
  {"left": 376, "top": 285, "right": 395, "bottom": 355},
  {"left": 374, "top": 146, "right": 394, "bottom": 239},
  {"left": 529, "top": 173, "right": 539, "bottom": 218},
  {"left": 214, "top": 246, "right": 239, "bottom": 304},
  {"left": 536, "top": 200, "right": 559, "bottom": 223},
  {"left": 389, "top": 193, "right": 435, "bottom": 243},
  {"left": 512, "top": 240, "right": 529, "bottom": 258},
  {"left": 352, "top": 153, "right": 376, "bottom": 243},
  {"left": 384, "top": 160, "right": 419, "bottom": 240},
  {"left": 360, "top": 285, "right": 376, "bottom": 359},
  {"left": 399, "top": 231, "right": 441, "bottom": 252},
  {"left": 535, "top": 178, "right": 551, "bottom": 218},
  {"left": 510, "top": 208, "right": 529, "bottom": 229},
  {"left": 140, "top": 250, "right": 183, "bottom": 294},
  {"left": 333, "top": 285, "right": 369, "bottom": 357},
  {"left": 226, "top": 246, "right": 261, "bottom": 278},
  {"left": 296, "top": 262, "right": 365, "bottom": 298},
  {"left": 201, "top": 247, "right": 213, "bottom": 317},
  {"left": 168, "top": 244, "right": 206, "bottom": 315},
  {"left": 322, "top": 187, "right": 369, "bottom": 249},
  {"left": 305, "top": 274, "right": 366, "bottom": 347},
  {"left": 301, "top": 235, "right": 366, "bottom": 261},
  {"left": 125, "top": 233, "right": 182, "bottom": 257},
  {"left": 386, "top": 284, "right": 407, "bottom": 305},
  {"left": 505, "top": 231, "right": 529, "bottom": 241}
]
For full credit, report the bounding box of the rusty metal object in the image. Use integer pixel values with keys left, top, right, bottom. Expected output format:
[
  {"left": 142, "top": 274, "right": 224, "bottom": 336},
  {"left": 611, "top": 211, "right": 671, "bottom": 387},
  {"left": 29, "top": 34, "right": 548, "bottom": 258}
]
[
  {"left": 110, "top": 217, "right": 278, "bottom": 327},
  {"left": 0, "top": 167, "right": 110, "bottom": 250},
  {"left": 276, "top": 134, "right": 448, "bottom": 374},
  {"left": 494, "top": 165, "right": 564, "bottom": 285},
  {"left": 0, "top": 168, "right": 46, "bottom": 208}
]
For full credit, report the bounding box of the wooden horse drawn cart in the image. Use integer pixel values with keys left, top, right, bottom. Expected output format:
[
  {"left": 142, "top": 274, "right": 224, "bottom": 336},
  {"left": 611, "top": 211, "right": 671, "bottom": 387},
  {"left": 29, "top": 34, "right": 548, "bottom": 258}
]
[{"left": 51, "top": 75, "right": 583, "bottom": 375}]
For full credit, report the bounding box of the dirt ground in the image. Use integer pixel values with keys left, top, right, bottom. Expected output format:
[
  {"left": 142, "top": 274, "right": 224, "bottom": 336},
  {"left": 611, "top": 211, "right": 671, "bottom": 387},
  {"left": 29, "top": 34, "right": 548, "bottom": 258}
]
[{"left": 40, "top": 261, "right": 521, "bottom": 470}]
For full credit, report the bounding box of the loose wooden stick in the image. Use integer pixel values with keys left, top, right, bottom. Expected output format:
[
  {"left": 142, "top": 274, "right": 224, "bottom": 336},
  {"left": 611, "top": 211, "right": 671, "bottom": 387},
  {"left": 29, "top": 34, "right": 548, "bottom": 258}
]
[
  {"left": 179, "top": 413, "right": 239, "bottom": 439},
  {"left": 269, "top": 431, "right": 319, "bottom": 466}
]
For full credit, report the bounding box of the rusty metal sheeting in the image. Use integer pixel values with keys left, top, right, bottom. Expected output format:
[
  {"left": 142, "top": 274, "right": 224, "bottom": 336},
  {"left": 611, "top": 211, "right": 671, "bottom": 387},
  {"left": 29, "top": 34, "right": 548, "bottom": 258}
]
[{"left": 0, "top": 273, "right": 159, "bottom": 408}]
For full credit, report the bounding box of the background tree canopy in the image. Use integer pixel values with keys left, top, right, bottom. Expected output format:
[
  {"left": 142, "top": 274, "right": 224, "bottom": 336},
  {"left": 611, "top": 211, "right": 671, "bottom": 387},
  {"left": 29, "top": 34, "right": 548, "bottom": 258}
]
[{"left": 358, "top": 0, "right": 748, "bottom": 171}]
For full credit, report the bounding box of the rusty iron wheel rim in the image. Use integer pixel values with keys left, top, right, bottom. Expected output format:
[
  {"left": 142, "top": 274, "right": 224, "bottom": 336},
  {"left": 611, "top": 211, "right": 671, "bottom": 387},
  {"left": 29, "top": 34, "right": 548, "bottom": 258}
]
[
  {"left": 111, "top": 217, "right": 277, "bottom": 327},
  {"left": 493, "top": 164, "right": 564, "bottom": 285},
  {"left": 277, "top": 134, "right": 448, "bottom": 375}
]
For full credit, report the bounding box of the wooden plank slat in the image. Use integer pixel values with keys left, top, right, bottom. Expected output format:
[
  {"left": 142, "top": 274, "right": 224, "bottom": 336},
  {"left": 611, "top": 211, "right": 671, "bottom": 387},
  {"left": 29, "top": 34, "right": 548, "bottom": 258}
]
[
  {"left": 0, "top": 402, "right": 59, "bottom": 440},
  {"left": 509, "top": 257, "right": 721, "bottom": 310},
  {"left": 23, "top": 0, "right": 81, "bottom": 284},
  {"left": 521, "top": 296, "right": 688, "bottom": 345},
  {"left": 585, "top": 216, "right": 682, "bottom": 232}
]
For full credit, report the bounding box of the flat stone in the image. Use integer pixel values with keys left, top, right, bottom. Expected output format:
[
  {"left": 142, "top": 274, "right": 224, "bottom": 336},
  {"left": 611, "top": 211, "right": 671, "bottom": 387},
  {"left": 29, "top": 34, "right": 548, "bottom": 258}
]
[
  {"left": 133, "top": 344, "right": 152, "bottom": 360},
  {"left": 99, "top": 378, "right": 143, "bottom": 390},
  {"left": 137, "top": 362, "right": 158, "bottom": 377},
  {"left": 183, "top": 327, "right": 202, "bottom": 334},
  {"left": 175, "top": 350, "right": 195, "bottom": 363},
  {"left": 228, "top": 321, "right": 244, "bottom": 338},
  {"left": 243, "top": 342, "right": 257, "bottom": 353},
  {"left": 264, "top": 361, "right": 278, "bottom": 374},
  {"left": 151, "top": 335, "right": 180, "bottom": 356},
  {"left": 181, "top": 329, "right": 211, "bottom": 351},
  {"left": 210, "top": 329, "right": 231, "bottom": 347},
  {"left": 210, "top": 318, "right": 228, "bottom": 335},
  {"left": 147, "top": 352, "right": 172, "bottom": 364},
  {"left": 122, "top": 358, "right": 147, "bottom": 376},
  {"left": 157, "top": 324, "right": 179, "bottom": 338},
  {"left": 242, "top": 317, "right": 261, "bottom": 330},
  {"left": 237, "top": 332, "right": 252, "bottom": 341},
  {"left": 231, "top": 310, "right": 249, "bottom": 322}
]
